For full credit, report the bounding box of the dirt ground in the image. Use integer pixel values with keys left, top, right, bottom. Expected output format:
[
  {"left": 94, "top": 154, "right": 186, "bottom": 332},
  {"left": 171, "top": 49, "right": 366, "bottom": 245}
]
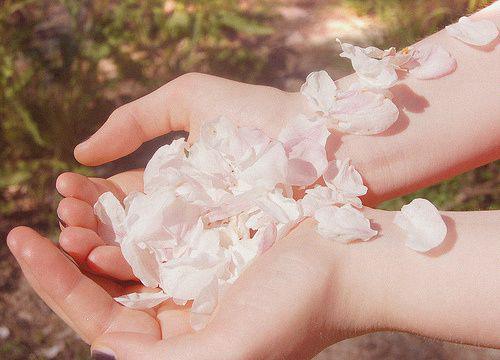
[{"left": 1, "top": 1, "right": 499, "bottom": 359}]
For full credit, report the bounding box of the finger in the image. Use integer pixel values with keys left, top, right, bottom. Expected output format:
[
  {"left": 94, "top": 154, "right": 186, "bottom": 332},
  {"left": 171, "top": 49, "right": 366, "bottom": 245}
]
[
  {"left": 56, "top": 170, "right": 144, "bottom": 204},
  {"left": 59, "top": 227, "right": 104, "bottom": 265},
  {"left": 87, "top": 245, "right": 137, "bottom": 282},
  {"left": 57, "top": 197, "right": 97, "bottom": 230},
  {"left": 156, "top": 301, "right": 192, "bottom": 339},
  {"left": 74, "top": 77, "right": 191, "bottom": 166},
  {"left": 7, "top": 227, "right": 160, "bottom": 343}
]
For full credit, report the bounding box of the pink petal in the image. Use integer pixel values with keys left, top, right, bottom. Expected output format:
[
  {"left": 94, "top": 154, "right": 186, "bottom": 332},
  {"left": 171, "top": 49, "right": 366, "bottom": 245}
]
[
  {"left": 323, "top": 159, "right": 367, "bottom": 200},
  {"left": 300, "top": 71, "right": 337, "bottom": 114},
  {"left": 94, "top": 192, "right": 126, "bottom": 244},
  {"left": 408, "top": 45, "right": 457, "bottom": 80},
  {"left": 114, "top": 291, "right": 170, "bottom": 309},
  {"left": 238, "top": 141, "right": 288, "bottom": 190},
  {"left": 331, "top": 90, "right": 399, "bottom": 135},
  {"left": 314, "top": 205, "right": 377, "bottom": 243},
  {"left": 393, "top": 198, "right": 447, "bottom": 252},
  {"left": 446, "top": 16, "right": 499, "bottom": 46},
  {"left": 143, "top": 139, "right": 187, "bottom": 193}
]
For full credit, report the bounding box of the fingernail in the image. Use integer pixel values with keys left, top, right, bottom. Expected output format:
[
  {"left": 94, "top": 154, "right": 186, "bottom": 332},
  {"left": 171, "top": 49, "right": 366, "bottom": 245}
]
[
  {"left": 58, "top": 218, "right": 68, "bottom": 228},
  {"left": 91, "top": 348, "right": 116, "bottom": 360}
]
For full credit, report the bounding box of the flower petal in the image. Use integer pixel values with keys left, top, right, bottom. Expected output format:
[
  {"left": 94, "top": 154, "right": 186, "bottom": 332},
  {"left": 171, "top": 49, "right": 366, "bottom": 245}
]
[
  {"left": 393, "top": 198, "right": 447, "bottom": 252},
  {"left": 407, "top": 45, "right": 457, "bottom": 80},
  {"left": 114, "top": 291, "right": 170, "bottom": 309},
  {"left": 94, "top": 192, "right": 126, "bottom": 244},
  {"left": 331, "top": 89, "right": 399, "bottom": 135},
  {"left": 300, "top": 71, "right": 337, "bottom": 114},
  {"left": 143, "top": 138, "right": 187, "bottom": 193},
  {"left": 314, "top": 204, "right": 377, "bottom": 243},
  {"left": 446, "top": 16, "right": 499, "bottom": 46},
  {"left": 337, "top": 39, "right": 398, "bottom": 89}
]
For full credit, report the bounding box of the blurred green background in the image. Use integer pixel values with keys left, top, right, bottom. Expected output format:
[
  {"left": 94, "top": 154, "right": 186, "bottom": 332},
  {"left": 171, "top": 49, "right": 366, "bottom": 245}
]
[{"left": 0, "top": 0, "right": 498, "bottom": 359}]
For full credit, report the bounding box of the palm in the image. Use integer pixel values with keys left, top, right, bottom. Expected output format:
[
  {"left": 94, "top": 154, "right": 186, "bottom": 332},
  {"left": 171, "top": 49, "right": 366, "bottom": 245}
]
[{"left": 54, "top": 167, "right": 346, "bottom": 358}]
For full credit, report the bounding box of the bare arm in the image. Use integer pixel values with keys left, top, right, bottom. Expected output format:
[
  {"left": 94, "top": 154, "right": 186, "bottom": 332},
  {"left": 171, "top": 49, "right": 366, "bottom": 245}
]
[
  {"left": 331, "top": 209, "right": 500, "bottom": 348},
  {"left": 334, "top": 4, "right": 500, "bottom": 205}
]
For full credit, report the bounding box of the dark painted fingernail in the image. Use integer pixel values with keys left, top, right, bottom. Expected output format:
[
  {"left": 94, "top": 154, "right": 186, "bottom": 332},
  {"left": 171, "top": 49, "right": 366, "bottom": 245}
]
[
  {"left": 91, "top": 349, "right": 116, "bottom": 360},
  {"left": 58, "top": 218, "right": 68, "bottom": 228}
]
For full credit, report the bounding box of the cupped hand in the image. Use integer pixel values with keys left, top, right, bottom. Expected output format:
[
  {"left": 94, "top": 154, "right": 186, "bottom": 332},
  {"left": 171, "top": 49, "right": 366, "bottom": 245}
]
[{"left": 7, "top": 213, "right": 386, "bottom": 359}]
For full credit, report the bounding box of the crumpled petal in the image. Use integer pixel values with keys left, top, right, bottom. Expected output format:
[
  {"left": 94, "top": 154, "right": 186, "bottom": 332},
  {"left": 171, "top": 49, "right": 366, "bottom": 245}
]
[
  {"left": 300, "top": 70, "right": 338, "bottom": 114},
  {"left": 143, "top": 138, "right": 187, "bottom": 194},
  {"left": 407, "top": 45, "right": 457, "bottom": 80},
  {"left": 114, "top": 291, "right": 170, "bottom": 309},
  {"left": 237, "top": 141, "right": 288, "bottom": 191},
  {"left": 160, "top": 254, "right": 225, "bottom": 300},
  {"left": 300, "top": 186, "right": 340, "bottom": 216},
  {"left": 446, "top": 16, "right": 499, "bottom": 46},
  {"left": 279, "top": 115, "right": 330, "bottom": 186},
  {"left": 330, "top": 89, "right": 399, "bottom": 135},
  {"left": 94, "top": 192, "right": 126, "bottom": 244},
  {"left": 323, "top": 159, "right": 366, "bottom": 206},
  {"left": 393, "top": 198, "right": 447, "bottom": 252},
  {"left": 314, "top": 204, "right": 377, "bottom": 243},
  {"left": 253, "top": 190, "right": 302, "bottom": 225},
  {"left": 337, "top": 39, "right": 398, "bottom": 89}
]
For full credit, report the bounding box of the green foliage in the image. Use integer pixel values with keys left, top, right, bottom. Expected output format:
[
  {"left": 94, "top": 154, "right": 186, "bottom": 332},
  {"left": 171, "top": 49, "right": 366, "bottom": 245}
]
[
  {"left": 0, "top": 0, "right": 274, "bottom": 221},
  {"left": 343, "top": 0, "right": 495, "bottom": 47}
]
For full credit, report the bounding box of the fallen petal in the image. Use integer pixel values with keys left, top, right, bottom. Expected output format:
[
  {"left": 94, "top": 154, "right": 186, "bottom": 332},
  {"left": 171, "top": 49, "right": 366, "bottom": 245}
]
[
  {"left": 300, "top": 70, "right": 337, "bottom": 114},
  {"left": 446, "top": 16, "right": 499, "bottom": 46},
  {"left": 408, "top": 45, "right": 457, "bottom": 80},
  {"left": 393, "top": 198, "right": 447, "bottom": 252},
  {"left": 314, "top": 204, "right": 377, "bottom": 243}
]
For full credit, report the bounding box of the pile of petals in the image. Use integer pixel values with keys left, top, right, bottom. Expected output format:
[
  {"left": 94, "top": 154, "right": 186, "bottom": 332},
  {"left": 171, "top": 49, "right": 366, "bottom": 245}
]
[{"left": 93, "top": 15, "right": 498, "bottom": 330}]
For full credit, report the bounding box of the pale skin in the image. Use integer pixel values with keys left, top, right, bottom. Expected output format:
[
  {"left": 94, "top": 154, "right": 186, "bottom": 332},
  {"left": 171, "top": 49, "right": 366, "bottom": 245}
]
[{"left": 6, "top": 3, "right": 500, "bottom": 359}]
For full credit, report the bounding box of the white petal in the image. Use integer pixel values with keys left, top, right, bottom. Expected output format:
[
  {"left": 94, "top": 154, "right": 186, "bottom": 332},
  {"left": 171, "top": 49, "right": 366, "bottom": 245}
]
[
  {"left": 279, "top": 115, "right": 330, "bottom": 147},
  {"left": 143, "top": 138, "right": 187, "bottom": 193},
  {"left": 94, "top": 192, "right": 126, "bottom": 244},
  {"left": 408, "top": 45, "right": 457, "bottom": 80},
  {"left": 338, "top": 39, "right": 398, "bottom": 89},
  {"left": 393, "top": 198, "right": 447, "bottom": 252},
  {"left": 331, "top": 89, "right": 399, "bottom": 135},
  {"left": 323, "top": 159, "right": 367, "bottom": 200},
  {"left": 114, "top": 291, "right": 169, "bottom": 309},
  {"left": 253, "top": 190, "right": 302, "bottom": 225},
  {"left": 279, "top": 115, "right": 330, "bottom": 186},
  {"left": 301, "top": 186, "right": 340, "bottom": 216},
  {"left": 314, "top": 205, "right": 377, "bottom": 243},
  {"left": 300, "top": 70, "right": 337, "bottom": 114},
  {"left": 237, "top": 141, "right": 288, "bottom": 191},
  {"left": 160, "top": 255, "right": 223, "bottom": 300},
  {"left": 120, "top": 237, "right": 161, "bottom": 287},
  {"left": 446, "top": 16, "right": 499, "bottom": 46}
]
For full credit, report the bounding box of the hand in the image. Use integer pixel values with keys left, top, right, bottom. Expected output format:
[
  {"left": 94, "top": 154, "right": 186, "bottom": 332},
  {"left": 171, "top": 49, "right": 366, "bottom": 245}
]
[
  {"left": 7, "top": 216, "right": 385, "bottom": 359},
  {"left": 73, "top": 72, "right": 312, "bottom": 166}
]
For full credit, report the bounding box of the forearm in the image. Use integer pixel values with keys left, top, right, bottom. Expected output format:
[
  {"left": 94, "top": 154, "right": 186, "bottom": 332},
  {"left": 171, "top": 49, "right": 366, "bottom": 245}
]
[
  {"left": 340, "top": 209, "right": 500, "bottom": 347},
  {"left": 331, "top": 4, "right": 500, "bottom": 205}
]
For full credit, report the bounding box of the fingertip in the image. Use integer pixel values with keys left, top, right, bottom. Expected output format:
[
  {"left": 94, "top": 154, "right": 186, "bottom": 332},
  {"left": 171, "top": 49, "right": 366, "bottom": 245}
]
[
  {"left": 7, "top": 226, "right": 46, "bottom": 261},
  {"left": 87, "top": 246, "right": 136, "bottom": 281},
  {"left": 59, "top": 227, "right": 104, "bottom": 264},
  {"left": 6, "top": 226, "right": 30, "bottom": 253},
  {"left": 74, "top": 141, "right": 95, "bottom": 166},
  {"left": 56, "top": 172, "right": 81, "bottom": 196}
]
